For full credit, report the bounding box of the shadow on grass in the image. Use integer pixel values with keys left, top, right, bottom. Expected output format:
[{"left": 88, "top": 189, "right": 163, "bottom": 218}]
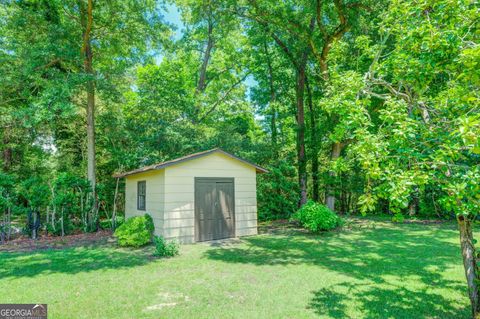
[
  {"left": 204, "top": 222, "right": 469, "bottom": 318},
  {"left": 308, "top": 282, "right": 467, "bottom": 319},
  {"left": 0, "top": 245, "right": 154, "bottom": 279}
]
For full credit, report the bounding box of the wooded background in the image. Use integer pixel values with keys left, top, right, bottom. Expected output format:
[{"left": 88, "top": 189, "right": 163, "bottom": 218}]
[{"left": 0, "top": 0, "right": 478, "bottom": 230}]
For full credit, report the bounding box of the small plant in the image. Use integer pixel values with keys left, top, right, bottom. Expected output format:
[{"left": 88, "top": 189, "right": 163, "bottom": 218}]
[
  {"left": 114, "top": 214, "right": 154, "bottom": 247},
  {"left": 392, "top": 213, "right": 405, "bottom": 223},
  {"left": 153, "top": 235, "right": 179, "bottom": 257},
  {"left": 291, "top": 200, "right": 342, "bottom": 232}
]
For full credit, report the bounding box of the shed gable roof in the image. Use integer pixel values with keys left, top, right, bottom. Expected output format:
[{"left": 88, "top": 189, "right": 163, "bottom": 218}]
[{"left": 113, "top": 148, "right": 268, "bottom": 178}]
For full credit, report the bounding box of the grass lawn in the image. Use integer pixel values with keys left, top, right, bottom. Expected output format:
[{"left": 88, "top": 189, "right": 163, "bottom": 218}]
[{"left": 0, "top": 219, "right": 471, "bottom": 318}]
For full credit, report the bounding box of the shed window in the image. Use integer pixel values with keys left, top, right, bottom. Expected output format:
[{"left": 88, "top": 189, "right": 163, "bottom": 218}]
[{"left": 137, "top": 181, "right": 146, "bottom": 211}]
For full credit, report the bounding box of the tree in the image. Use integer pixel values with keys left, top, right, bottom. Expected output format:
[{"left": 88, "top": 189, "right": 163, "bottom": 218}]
[
  {"left": 348, "top": 0, "right": 480, "bottom": 315},
  {"left": 175, "top": 0, "right": 250, "bottom": 124},
  {"left": 239, "top": 0, "right": 371, "bottom": 208},
  {"left": 2, "top": 0, "right": 167, "bottom": 225},
  {"left": 308, "top": 0, "right": 375, "bottom": 211},
  {"left": 239, "top": 0, "right": 315, "bottom": 206},
  {"left": 80, "top": 0, "right": 96, "bottom": 204},
  {"left": 67, "top": 0, "right": 166, "bottom": 225}
]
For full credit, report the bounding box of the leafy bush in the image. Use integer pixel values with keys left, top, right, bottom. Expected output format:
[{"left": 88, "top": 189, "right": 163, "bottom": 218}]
[
  {"left": 46, "top": 217, "right": 75, "bottom": 236},
  {"left": 153, "top": 235, "right": 179, "bottom": 257},
  {"left": 392, "top": 213, "right": 405, "bottom": 223},
  {"left": 114, "top": 214, "right": 154, "bottom": 247},
  {"left": 291, "top": 201, "right": 342, "bottom": 231}
]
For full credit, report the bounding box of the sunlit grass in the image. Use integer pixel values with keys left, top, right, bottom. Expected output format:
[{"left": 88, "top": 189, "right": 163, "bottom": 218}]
[{"left": 0, "top": 219, "right": 470, "bottom": 318}]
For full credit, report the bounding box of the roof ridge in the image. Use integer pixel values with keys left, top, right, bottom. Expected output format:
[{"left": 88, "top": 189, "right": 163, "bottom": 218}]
[{"left": 113, "top": 148, "right": 267, "bottom": 178}]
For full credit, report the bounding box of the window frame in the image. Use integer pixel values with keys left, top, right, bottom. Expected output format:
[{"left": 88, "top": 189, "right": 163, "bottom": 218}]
[{"left": 137, "top": 181, "right": 146, "bottom": 211}]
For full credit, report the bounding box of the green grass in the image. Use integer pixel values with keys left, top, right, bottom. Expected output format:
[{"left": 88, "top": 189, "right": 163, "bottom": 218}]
[{"left": 0, "top": 220, "right": 470, "bottom": 318}]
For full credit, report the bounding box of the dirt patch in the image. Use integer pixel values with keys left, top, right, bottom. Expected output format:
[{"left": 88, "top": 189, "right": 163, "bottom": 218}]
[
  {"left": 0, "top": 230, "right": 114, "bottom": 253},
  {"left": 144, "top": 292, "right": 190, "bottom": 312}
]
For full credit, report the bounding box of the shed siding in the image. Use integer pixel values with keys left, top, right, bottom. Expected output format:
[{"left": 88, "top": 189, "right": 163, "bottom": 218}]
[
  {"left": 163, "top": 152, "right": 258, "bottom": 243},
  {"left": 125, "top": 170, "right": 165, "bottom": 236}
]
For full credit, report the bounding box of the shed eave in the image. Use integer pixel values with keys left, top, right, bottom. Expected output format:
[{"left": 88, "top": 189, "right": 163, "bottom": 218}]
[{"left": 112, "top": 148, "right": 268, "bottom": 178}]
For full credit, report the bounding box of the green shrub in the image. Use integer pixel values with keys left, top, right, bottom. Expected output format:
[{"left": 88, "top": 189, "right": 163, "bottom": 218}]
[
  {"left": 153, "top": 235, "right": 179, "bottom": 257},
  {"left": 144, "top": 214, "right": 154, "bottom": 233},
  {"left": 392, "top": 213, "right": 405, "bottom": 223},
  {"left": 114, "top": 214, "right": 154, "bottom": 247},
  {"left": 46, "top": 218, "right": 75, "bottom": 236},
  {"left": 291, "top": 201, "right": 341, "bottom": 232}
]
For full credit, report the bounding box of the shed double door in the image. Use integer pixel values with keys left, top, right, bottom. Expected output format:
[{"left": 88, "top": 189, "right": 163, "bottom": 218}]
[{"left": 195, "top": 178, "right": 234, "bottom": 242}]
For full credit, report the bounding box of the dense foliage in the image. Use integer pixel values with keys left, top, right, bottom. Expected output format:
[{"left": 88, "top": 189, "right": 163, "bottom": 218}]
[
  {"left": 257, "top": 160, "right": 298, "bottom": 220},
  {"left": 291, "top": 200, "right": 342, "bottom": 232},
  {"left": 114, "top": 214, "right": 154, "bottom": 247},
  {"left": 99, "top": 216, "right": 125, "bottom": 230}
]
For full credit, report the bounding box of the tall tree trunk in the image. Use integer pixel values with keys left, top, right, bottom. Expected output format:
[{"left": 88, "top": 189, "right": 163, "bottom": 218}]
[
  {"left": 407, "top": 156, "right": 418, "bottom": 216},
  {"left": 263, "top": 39, "right": 277, "bottom": 153},
  {"left": 112, "top": 177, "right": 120, "bottom": 230},
  {"left": 271, "top": 103, "right": 277, "bottom": 147},
  {"left": 32, "top": 211, "right": 37, "bottom": 240},
  {"left": 46, "top": 206, "right": 50, "bottom": 235},
  {"left": 295, "top": 17, "right": 316, "bottom": 207},
  {"left": 6, "top": 207, "right": 11, "bottom": 241},
  {"left": 193, "top": 12, "right": 214, "bottom": 122},
  {"left": 52, "top": 206, "right": 56, "bottom": 230},
  {"left": 61, "top": 208, "right": 65, "bottom": 237},
  {"left": 86, "top": 73, "right": 95, "bottom": 194},
  {"left": 306, "top": 76, "right": 319, "bottom": 202},
  {"left": 326, "top": 142, "right": 343, "bottom": 211},
  {"left": 458, "top": 215, "right": 480, "bottom": 318},
  {"left": 312, "top": 0, "right": 352, "bottom": 211},
  {"left": 408, "top": 197, "right": 417, "bottom": 216},
  {"left": 263, "top": 39, "right": 277, "bottom": 152},
  {"left": 296, "top": 64, "right": 307, "bottom": 207},
  {"left": 50, "top": 185, "right": 56, "bottom": 231},
  {"left": 197, "top": 19, "right": 213, "bottom": 95},
  {"left": 0, "top": 220, "right": 3, "bottom": 244},
  {"left": 81, "top": 0, "right": 97, "bottom": 228},
  {"left": 84, "top": 0, "right": 95, "bottom": 191},
  {"left": 267, "top": 17, "right": 314, "bottom": 207}
]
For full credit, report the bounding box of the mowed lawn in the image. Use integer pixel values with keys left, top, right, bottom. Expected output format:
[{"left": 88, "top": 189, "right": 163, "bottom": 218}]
[{"left": 0, "top": 219, "right": 471, "bottom": 319}]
